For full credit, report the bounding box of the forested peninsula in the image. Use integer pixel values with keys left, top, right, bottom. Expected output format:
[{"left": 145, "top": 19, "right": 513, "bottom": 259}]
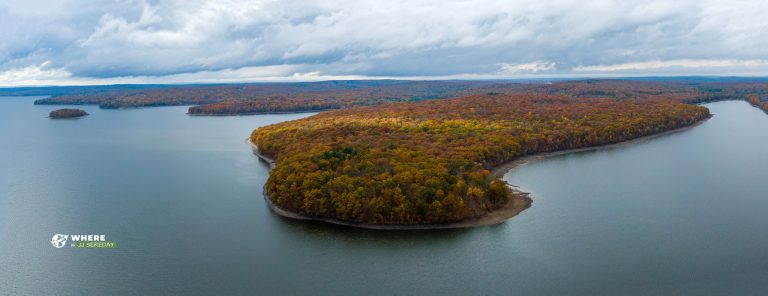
[{"left": 251, "top": 93, "right": 710, "bottom": 227}]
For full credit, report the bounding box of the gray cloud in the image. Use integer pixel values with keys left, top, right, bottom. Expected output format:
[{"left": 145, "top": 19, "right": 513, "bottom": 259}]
[{"left": 1, "top": 0, "right": 768, "bottom": 85}]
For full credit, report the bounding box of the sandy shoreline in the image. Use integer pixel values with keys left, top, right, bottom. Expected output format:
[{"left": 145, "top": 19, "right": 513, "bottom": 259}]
[{"left": 247, "top": 115, "right": 710, "bottom": 230}]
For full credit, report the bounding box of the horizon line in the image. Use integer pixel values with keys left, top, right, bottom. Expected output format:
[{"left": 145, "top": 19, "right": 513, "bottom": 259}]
[{"left": 4, "top": 75, "right": 768, "bottom": 89}]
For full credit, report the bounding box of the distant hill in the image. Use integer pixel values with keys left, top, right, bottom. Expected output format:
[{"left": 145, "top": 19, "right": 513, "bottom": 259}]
[{"left": 30, "top": 80, "right": 497, "bottom": 111}]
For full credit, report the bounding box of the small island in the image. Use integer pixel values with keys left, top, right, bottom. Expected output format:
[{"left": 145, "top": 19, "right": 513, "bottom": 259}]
[{"left": 49, "top": 108, "right": 89, "bottom": 119}]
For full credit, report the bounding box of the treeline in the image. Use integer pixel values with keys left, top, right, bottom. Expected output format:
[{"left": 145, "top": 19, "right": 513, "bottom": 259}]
[
  {"left": 252, "top": 93, "right": 710, "bottom": 225},
  {"left": 32, "top": 80, "right": 490, "bottom": 111},
  {"left": 186, "top": 81, "right": 485, "bottom": 115},
  {"left": 29, "top": 80, "right": 768, "bottom": 115},
  {"left": 747, "top": 94, "right": 768, "bottom": 113},
  {"left": 184, "top": 80, "right": 768, "bottom": 114}
]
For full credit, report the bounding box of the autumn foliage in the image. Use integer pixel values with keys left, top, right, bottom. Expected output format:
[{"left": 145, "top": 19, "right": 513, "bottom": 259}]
[
  {"left": 32, "top": 79, "right": 768, "bottom": 115},
  {"left": 187, "top": 81, "right": 487, "bottom": 114},
  {"left": 33, "top": 80, "right": 488, "bottom": 111},
  {"left": 49, "top": 108, "right": 88, "bottom": 118},
  {"left": 747, "top": 94, "right": 768, "bottom": 113},
  {"left": 251, "top": 93, "right": 710, "bottom": 225}
]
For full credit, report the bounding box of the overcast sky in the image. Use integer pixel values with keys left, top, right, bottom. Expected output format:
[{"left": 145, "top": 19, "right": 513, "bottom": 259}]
[{"left": 1, "top": 0, "right": 768, "bottom": 86}]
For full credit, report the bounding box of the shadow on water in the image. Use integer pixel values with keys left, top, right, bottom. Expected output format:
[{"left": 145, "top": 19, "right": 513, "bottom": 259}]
[{"left": 269, "top": 213, "right": 479, "bottom": 241}]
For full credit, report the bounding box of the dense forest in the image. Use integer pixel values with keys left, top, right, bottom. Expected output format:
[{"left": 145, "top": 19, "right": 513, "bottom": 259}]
[
  {"left": 28, "top": 79, "right": 768, "bottom": 115},
  {"left": 251, "top": 94, "right": 710, "bottom": 225},
  {"left": 187, "top": 81, "right": 488, "bottom": 114},
  {"left": 184, "top": 80, "right": 768, "bottom": 114},
  {"left": 747, "top": 94, "right": 768, "bottom": 113},
  {"left": 32, "top": 80, "right": 490, "bottom": 111}
]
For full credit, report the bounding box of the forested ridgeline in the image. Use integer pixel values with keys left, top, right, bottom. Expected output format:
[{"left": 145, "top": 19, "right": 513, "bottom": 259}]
[
  {"left": 32, "top": 80, "right": 491, "bottom": 111},
  {"left": 188, "top": 81, "right": 501, "bottom": 114},
  {"left": 30, "top": 79, "right": 768, "bottom": 114},
  {"left": 251, "top": 94, "right": 711, "bottom": 225},
  {"left": 482, "top": 80, "right": 768, "bottom": 104}
]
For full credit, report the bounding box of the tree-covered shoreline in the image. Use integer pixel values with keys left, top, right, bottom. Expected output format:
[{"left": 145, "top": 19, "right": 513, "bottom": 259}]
[
  {"left": 252, "top": 93, "right": 710, "bottom": 225},
  {"left": 49, "top": 108, "right": 88, "bottom": 118}
]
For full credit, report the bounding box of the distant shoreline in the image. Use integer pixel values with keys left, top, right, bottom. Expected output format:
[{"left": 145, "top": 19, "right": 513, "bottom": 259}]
[
  {"left": 188, "top": 109, "right": 334, "bottom": 116},
  {"left": 247, "top": 115, "right": 710, "bottom": 230}
]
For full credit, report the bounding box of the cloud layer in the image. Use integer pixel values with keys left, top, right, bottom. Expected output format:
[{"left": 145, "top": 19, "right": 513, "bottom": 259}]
[{"left": 1, "top": 0, "right": 768, "bottom": 85}]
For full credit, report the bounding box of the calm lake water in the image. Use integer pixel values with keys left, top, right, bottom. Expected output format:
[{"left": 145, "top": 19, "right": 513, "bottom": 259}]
[{"left": 1, "top": 98, "right": 766, "bottom": 295}]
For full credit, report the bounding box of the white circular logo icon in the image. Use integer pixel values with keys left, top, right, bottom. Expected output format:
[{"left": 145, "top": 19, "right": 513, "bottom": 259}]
[{"left": 51, "top": 234, "right": 68, "bottom": 248}]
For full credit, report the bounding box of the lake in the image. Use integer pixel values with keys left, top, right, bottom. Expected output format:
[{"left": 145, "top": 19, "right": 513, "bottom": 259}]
[{"left": 1, "top": 98, "right": 766, "bottom": 295}]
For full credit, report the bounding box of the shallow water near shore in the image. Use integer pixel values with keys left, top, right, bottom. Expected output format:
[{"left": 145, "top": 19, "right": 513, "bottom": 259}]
[{"left": 1, "top": 98, "right": 767, "bottom": 295}]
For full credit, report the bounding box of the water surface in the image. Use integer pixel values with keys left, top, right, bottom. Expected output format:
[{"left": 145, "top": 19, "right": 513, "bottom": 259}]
[{"left": 1, "top": 98, "right": 766, "bottom": 295}]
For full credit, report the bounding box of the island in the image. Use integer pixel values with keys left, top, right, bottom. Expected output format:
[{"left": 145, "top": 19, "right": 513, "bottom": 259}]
[
  {"left": 49, "top": 108, "right": 89, "bottom": 119},
  {"left": 251, "top": 92, "right": 711, "bottom": 229}
]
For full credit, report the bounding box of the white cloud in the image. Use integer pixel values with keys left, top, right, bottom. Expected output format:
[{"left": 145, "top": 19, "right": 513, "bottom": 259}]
[
  {"left": 0, "top": 62, "right": 73, "bottom": 86},
  {"left": 2, "top": 0, "right": 768, "bottom": 85},
  {"left": 499, "top": 62, "right": 556, "bottom": 74},
  {"left": 0, "top": 63, "right": 388, "bottom": 87}
]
